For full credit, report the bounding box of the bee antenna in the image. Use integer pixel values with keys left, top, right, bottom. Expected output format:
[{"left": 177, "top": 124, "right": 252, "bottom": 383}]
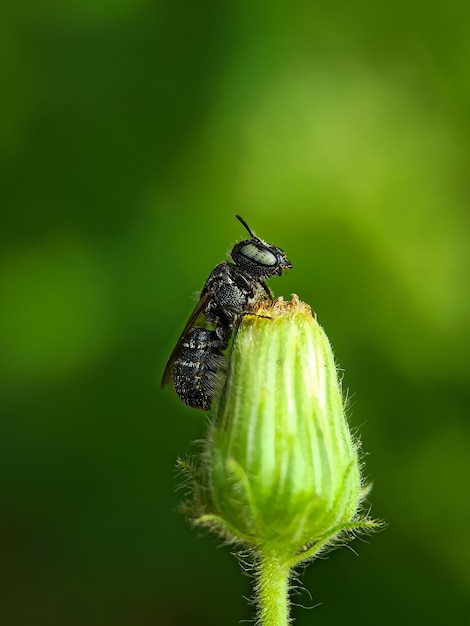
[{"left": 235, "top": 215, "right": 256, "bottom": 238}]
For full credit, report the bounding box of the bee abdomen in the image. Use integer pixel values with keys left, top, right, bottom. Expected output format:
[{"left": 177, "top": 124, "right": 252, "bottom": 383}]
[{"left": 172, "top": 328, "right": 227, "bottom": 410}]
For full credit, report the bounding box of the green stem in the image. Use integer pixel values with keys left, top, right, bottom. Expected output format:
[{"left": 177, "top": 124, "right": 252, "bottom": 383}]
[{"left": 256, "top": 547, "right": 291, "bottom": 626}]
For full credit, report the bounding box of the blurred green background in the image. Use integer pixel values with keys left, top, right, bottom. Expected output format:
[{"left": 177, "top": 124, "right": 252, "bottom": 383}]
[{"left": 1, "top": 1, "right": 470, "bottom": 624}]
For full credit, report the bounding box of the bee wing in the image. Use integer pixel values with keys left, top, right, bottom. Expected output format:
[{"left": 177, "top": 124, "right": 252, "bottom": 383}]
[{"left": 161, "top": 290, "right": 212, "bottom": 388}]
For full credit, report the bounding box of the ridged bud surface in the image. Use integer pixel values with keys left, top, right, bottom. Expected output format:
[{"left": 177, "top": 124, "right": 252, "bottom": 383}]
[{"left": 208, "top": 296, "right": 361, "bottom": 550}]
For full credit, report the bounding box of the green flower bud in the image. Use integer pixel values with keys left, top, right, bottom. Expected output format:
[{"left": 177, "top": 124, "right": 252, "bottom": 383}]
[{"left": 205, "top": 295, "right": 363, "bottom": 554}]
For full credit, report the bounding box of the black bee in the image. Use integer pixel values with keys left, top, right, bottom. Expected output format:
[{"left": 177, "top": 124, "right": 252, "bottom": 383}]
[{"left": 161, "top": 215, "right": 292, "bottom": 410}]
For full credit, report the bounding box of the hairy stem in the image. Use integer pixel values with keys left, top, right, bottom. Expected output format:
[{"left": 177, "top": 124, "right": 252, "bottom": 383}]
[{"left": 256, "top": 547, "right": 291, "bottom": 626}]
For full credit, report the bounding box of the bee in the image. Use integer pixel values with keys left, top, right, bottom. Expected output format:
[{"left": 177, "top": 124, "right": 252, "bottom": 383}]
[{"left": 161, "top": 215, "right": 292, "bottom": 410}]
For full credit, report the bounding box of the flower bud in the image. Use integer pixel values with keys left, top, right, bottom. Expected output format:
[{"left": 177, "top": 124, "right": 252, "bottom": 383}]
[{"left": 205, "top": 295, "right": 362, "bottom": 552}]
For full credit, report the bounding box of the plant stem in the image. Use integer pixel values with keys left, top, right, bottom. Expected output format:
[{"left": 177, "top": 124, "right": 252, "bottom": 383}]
[{"left": 256, "top": 546, "right": 291, "bottom": 626}]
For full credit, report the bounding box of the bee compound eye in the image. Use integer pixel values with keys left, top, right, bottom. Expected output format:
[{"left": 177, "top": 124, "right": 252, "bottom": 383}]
[{"left": 240, "top": 243, "right": 277, "bottom": 266}]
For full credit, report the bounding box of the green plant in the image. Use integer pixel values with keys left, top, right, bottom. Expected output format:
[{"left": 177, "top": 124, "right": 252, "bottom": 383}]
[{"left": 178, "top": 295, "right": 379, "bottom": 625}]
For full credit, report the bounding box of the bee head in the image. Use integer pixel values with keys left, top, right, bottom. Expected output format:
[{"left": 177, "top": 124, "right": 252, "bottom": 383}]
[{"left": 231, "top": 215, "right": 293, "bottom": 279}]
